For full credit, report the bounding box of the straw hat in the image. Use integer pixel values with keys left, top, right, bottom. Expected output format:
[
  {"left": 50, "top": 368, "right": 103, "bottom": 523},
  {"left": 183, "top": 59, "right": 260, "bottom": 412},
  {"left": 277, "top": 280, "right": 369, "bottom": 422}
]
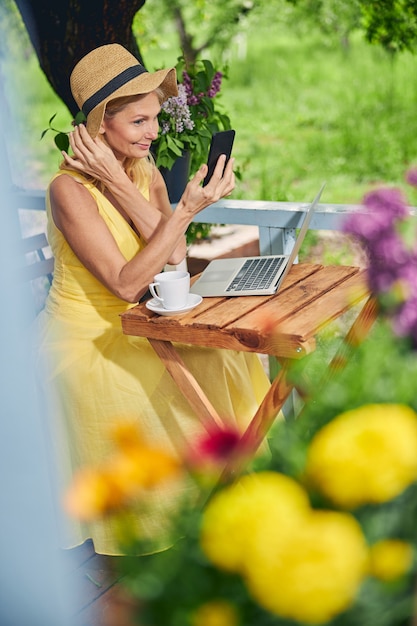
[{"left": 70, "top": 44, "right": 178, "bottom": 138}]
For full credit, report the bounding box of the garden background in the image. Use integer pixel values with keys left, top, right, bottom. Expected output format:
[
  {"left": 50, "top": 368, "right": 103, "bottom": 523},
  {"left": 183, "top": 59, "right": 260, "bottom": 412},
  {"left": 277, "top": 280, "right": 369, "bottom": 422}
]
[
  {"left": 2, "top": 0, "right": 417, "bottom": 260},
  {"left": 2, "top": 3, "right": 417, "bottom": 624}
]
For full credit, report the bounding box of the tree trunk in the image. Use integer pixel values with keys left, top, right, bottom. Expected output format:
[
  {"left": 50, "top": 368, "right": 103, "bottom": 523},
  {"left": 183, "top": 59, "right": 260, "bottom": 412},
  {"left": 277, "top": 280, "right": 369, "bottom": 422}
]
[{"left": 14, "top": 0, "right": 147, "bottom": 116}]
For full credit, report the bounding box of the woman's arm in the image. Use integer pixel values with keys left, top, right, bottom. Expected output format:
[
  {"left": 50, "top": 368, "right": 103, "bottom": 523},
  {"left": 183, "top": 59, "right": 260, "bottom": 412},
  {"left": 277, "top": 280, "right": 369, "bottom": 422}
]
[
  {"left": 63, "top": 125, "right": 184, "bottom": 258},
  {"left": 147, "top": 167, "right": 188, "bottom": 265},
  {"left": 50, "top": 155, "right": 234, "bottom": 303}
]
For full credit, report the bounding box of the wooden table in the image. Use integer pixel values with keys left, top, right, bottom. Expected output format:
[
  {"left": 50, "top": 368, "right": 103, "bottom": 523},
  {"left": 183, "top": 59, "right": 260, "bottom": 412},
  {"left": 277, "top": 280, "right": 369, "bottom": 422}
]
[{"left": 120, "top": 263, "right": 377, "bottom": 477}]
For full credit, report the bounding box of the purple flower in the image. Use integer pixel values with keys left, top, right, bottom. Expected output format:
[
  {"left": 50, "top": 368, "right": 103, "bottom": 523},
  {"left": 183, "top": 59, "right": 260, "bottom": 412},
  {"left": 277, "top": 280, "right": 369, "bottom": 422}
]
[
  {"left": 364, "top": 188, "right": 408, "bottom": 220},
  {"left": 343, "top": 181, "right": 417, "bottom": 346},
  {"left": 406, "top": 167, "right": 417, "bottom": 188},
  {"left": 371, "top": 231, "right": 410, "bottom": 266},
  {"left": 160, "top": 84, "right": 195, "bottom": 136},
  {"left": 343, "top": 189, "right": 408, "bottom": 246},
  {"left": 392, "top": 296, "right": 417, "bottom": 338},
  {"left": 207, "top": 71, "right": 223, "bottom": 98},
  {"left": 182, "top": 69, "right": 223, "bottom": 105}
]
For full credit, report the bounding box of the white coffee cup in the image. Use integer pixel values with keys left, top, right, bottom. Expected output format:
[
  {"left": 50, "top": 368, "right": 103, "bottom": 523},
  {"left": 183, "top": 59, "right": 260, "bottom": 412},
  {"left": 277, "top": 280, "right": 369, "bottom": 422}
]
[{"left": 149, "top": 270, "right": 190, "bottom": 310}]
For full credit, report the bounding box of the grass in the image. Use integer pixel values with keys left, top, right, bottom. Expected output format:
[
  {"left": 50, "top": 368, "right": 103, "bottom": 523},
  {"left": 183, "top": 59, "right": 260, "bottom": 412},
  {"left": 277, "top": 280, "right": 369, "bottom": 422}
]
[{"left": 223, "top": 28, "right": 417, "bottom": 205}]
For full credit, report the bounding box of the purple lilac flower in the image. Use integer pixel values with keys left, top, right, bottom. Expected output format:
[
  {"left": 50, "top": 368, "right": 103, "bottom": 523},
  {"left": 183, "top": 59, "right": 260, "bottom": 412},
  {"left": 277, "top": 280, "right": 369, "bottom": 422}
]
[
  {"left": 344, "top": 189, "right": 408, "bottom": 246},
  {"left": 406, "top": 167, "right": 417, "bottom": 188},
  {"left": 182, "top": 71, "right": 194, "bottom": 98},
  {"left": 160, "top": 84, "right": 195, "bottom": 136},
  {"left": 364, "top": 188, "right": 408, "bottom": 220},
  {"left": 182, "top": 69, "right": 223, "bottom": 105},
  {"left": 391, "top": 295, "right": 417, "bottom": 339},
  {"left": 343, "top": 183, "right": 417, "bottom": 346},
  {"left": 207, "top": 71, "right": 223, "bottom": 98},
  {"left": 371, "top": 231, "right": 410, "bottom": 266}
]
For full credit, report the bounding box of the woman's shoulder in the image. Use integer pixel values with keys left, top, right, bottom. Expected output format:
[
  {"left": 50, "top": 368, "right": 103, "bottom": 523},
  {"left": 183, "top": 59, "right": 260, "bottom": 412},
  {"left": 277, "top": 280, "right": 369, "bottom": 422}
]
[
  {"left": 49, "top": 170, "right": 100, "bottom": 200},
  {"left": 49, "top": 170, "right": 98, "bottom": 210},
  {"left": 50, "top": 168, "right": 89, "bottom": 186}
]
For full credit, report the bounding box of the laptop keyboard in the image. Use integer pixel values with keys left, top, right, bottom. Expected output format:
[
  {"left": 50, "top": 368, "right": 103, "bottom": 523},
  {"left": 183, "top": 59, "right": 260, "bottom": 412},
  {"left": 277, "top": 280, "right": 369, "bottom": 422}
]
[{"left": 226, "top": 257, "right": 285, "bottom": 292}]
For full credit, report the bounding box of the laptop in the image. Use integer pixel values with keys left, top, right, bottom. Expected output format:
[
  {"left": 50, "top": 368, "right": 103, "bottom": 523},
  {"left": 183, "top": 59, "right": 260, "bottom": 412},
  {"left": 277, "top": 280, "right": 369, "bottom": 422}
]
[{"left": 190, "top": 183, "right": 325, "bottom": 297}]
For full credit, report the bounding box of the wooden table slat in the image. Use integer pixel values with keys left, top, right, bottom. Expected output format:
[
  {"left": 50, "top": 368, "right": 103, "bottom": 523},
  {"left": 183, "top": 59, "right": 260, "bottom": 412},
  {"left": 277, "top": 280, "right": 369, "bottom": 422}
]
[
  {"left": 274, "top": 269, "right": 369, "bottom": 338},
  {"left": 224, "top": 265, "right": 361, "bottom": 333}
]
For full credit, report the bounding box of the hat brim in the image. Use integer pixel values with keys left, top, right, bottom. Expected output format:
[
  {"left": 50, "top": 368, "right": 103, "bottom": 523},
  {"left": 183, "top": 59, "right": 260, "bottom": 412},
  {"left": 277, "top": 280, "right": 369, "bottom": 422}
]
[{"left": 86, "top": 67, "right": 178, "bottom": 138}]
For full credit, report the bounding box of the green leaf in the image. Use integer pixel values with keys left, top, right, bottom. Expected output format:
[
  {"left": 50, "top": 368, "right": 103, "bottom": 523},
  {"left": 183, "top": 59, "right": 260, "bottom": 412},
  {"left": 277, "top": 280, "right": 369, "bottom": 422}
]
[
  {"left": 201, "top": 59, "right": 215, "bottom": 82},
  {"left": 54, "top": 132, "right": 69, "bottom": 152},
  {"left": 74, "top": 111, "right": 87, "bottom": 126},
  {"left": 165, "top": 135, "right": 184, "bottom": 157}
]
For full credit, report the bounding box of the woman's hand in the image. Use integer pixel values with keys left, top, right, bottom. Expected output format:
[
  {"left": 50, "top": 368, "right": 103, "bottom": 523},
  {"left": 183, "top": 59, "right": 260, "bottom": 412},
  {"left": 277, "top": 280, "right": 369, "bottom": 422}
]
[
  {"left": 61, "top": 124, "right": 125, "bottom": 184},
  {"left": 178, "top": 154, "right": 235, "bottom": 219}
]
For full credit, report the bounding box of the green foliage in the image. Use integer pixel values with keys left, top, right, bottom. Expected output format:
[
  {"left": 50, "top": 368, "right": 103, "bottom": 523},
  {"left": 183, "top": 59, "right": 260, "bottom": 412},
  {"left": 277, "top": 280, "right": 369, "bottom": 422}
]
[
  {"left": 185, "top": 222, "right": 213, "bottom": 245},
  {"left": 40, "top": 111, "right": 86, "bottom": 153},
  {"left": 134, "top": 0, "right": 259, "bottom": 64},
  {"left": 154, "top": 57, "right": 232, "bottom": 176},
  {"left": 359, "top": 0, "right": 417, "bottom": 53},
  {"left": 284, "top": 0, "right": 362, "bottom": 42},
  {"left": 285, "top": 0, "right": 417, "bottom": 53}
]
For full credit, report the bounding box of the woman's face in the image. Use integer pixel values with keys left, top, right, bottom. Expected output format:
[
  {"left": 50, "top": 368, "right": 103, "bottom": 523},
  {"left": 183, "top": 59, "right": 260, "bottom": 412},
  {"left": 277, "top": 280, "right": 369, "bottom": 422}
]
[{"left": 100, "top": 92, "right": 161, "bottom": 161}]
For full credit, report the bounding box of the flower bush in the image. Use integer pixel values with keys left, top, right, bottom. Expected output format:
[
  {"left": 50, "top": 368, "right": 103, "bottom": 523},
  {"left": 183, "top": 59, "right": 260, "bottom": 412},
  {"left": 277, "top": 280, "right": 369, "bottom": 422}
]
[
  {"left": 153, "top": 58, "right": 233, "bottom": 177},
  {"left": 343, "top": 177, "right": 417, "bottom": 346},
  {"left": 65, "top": 169, "right": 417, "bottom": 625}
]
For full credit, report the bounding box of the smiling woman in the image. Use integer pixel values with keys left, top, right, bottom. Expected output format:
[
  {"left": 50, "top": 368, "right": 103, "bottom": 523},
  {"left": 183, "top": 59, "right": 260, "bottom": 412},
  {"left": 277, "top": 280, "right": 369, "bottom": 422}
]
[
  {"left": 101, "top": 92, "right": 161, "bottom": 161},
  {"left": 33, "top": 43, "right": 271, "bottom": 556}
]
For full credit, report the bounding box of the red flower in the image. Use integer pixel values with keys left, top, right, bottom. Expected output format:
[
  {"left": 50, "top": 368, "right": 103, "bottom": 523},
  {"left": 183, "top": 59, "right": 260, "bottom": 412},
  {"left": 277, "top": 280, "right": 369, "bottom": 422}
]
[{"left": 187, "top": 425, "right": 242, "bottom": 473}]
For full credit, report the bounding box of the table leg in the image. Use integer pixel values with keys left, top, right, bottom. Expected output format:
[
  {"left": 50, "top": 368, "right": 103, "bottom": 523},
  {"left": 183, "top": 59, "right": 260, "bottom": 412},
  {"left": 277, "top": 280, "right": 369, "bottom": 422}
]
[
  {"left": 219, "top": 358, "right": 295, "bottom": 481},
  {"left": 219, "top": 297, "right": 379, "bottom": 481},
  {"left": 147, "top": 338, "right": 225, "bottom": 431}
]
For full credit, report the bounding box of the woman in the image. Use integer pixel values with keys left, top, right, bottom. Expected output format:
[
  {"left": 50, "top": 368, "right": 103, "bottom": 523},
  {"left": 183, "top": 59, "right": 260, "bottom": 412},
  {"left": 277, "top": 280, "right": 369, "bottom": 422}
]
[{"left": 35, "top": 44, "right": 270, "bottom": 555}]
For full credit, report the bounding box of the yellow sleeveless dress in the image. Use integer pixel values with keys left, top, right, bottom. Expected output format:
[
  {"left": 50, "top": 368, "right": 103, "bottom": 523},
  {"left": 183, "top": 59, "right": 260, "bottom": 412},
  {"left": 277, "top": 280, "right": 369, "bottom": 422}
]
[{"left": 35, "top": 169, "right": 270, "bottom": 555}]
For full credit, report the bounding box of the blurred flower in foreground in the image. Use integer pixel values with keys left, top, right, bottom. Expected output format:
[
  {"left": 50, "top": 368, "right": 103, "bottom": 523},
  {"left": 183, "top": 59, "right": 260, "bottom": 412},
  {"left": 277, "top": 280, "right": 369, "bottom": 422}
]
[
  {"left": 191, "top": 600, "right": 239, "bottom": 626},
  {"left": 201, "top": 472, "right": 310, "bottom": 573},
  {"left": 306, "top": 404, "right": 417, "bottom": 508},
  {"left": 201, "top": 471, "right": 368, "bottom": 624},
  {"left": 369, "top": 539, "right": 414, "bottom": 582},
  {"left": 245, "top": 509, "right": 367, "bottom": 624},
  {"left": 186, "top": 424, "right": 242, "bottom": 482},
  {"left": 64, "top": 423, "right": 181, "bottom": 520},
  {"left": 343, "top": 176, "right": 417, "bottom": 345}
]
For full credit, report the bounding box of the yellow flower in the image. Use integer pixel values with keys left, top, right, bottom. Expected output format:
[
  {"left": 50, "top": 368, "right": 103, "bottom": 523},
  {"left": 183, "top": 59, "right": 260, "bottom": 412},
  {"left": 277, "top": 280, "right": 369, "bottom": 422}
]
[
  {"left": 192, "top": 600, "right": 239, "bottom": 626},
  {"left": 200, "top": 472, "right": 310, "bottom": 572},
  {"left": 64, "top": 468, "right": 118, "bottom": 520},
  {"left": 64, "top": 423, "right": 181, "bottom": 520},
  {"left": 306, "top": 404, "right": 417, "bottom": 508},
  {"left": 245, "top": 509, "right": 368, "bottom": 624},
  {"left": 108, "top": 447, "right": 181, "bottom": 495},
  {"left": 110, "top": 421, "right": 145, "bottom": 451},
  {"left": 369, "top": 539, "right": 414, "bottom": 581}
]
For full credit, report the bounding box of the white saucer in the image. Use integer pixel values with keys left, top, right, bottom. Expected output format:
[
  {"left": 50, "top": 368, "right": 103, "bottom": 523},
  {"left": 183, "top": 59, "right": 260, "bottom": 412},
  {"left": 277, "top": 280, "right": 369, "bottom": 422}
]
[{"left": 146, "top": 293, "right": 203, "bottom": 316}]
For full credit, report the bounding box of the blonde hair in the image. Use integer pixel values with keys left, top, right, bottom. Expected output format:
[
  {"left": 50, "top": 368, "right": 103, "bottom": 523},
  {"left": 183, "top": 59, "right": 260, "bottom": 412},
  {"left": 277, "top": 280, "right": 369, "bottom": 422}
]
[{"left": 62, "top": 89, "right": 165, "bottom": 193}]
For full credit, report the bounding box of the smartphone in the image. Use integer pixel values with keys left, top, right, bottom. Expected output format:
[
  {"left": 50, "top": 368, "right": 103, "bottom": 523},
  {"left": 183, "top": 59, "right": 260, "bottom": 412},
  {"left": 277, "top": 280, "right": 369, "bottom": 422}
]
[{"left": 203, "top": 130, "right": 235, "bottom": 186}]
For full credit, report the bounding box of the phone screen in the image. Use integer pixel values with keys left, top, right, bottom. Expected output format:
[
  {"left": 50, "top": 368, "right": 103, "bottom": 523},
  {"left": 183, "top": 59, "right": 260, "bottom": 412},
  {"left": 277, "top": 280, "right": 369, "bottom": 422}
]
[{"left": 203, "top": 130, "right": 235, "bottom": 186}]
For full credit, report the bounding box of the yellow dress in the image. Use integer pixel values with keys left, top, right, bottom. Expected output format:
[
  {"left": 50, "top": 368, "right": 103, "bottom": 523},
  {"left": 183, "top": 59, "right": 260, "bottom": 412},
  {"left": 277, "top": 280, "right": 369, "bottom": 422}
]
[{"left": 35, "top": 169, "right": 270, "bottom": 555}]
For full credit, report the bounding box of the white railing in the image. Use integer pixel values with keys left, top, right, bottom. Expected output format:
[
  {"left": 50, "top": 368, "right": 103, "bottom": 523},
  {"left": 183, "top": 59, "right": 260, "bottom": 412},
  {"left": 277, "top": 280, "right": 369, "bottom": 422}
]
[{"left": 13, "top": 186, "right": 417, "bottom": 256}]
